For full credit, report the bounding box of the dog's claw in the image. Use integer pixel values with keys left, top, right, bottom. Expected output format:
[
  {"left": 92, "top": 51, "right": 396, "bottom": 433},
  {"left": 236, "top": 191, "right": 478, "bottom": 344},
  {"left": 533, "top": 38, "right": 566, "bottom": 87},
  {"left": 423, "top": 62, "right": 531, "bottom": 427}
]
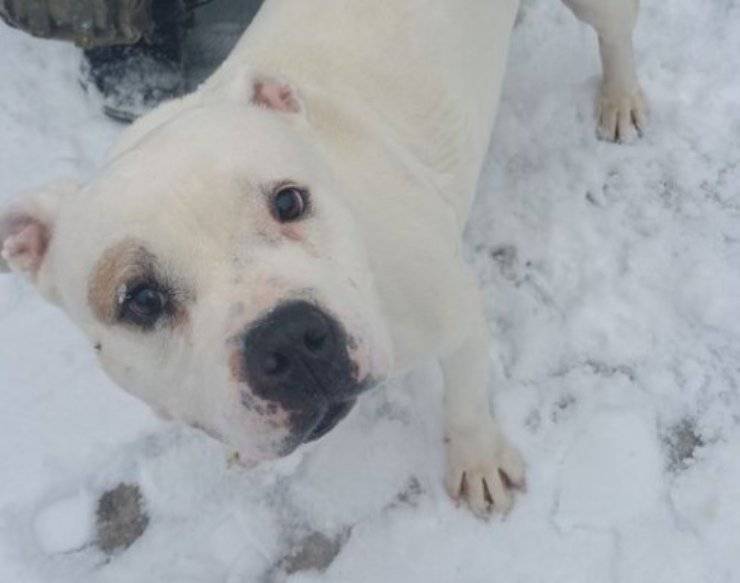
[
  {"left": 444, "top": 427, "right": 525, "bottom": 518},
  {"left": 597, "top": 86, "right": 647, "bottom": 143}
]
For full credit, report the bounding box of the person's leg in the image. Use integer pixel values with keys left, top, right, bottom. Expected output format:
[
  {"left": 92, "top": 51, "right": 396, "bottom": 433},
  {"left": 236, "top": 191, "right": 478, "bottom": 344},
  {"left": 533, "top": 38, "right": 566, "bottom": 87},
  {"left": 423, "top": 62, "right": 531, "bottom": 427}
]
[
  {"left": 82, "top": 0, "right": 187, "bottom": 122},
  {"left": 0, "top": 0, "right": 153, "bottom": 48},
  {"left": 1, "top": 0, "right": 190, "bottom": 122}
]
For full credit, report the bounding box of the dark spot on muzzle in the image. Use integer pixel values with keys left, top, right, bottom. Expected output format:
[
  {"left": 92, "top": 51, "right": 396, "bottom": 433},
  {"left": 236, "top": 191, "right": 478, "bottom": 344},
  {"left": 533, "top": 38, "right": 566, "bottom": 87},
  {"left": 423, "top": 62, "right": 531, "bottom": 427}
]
[{"left": 241, "top": 301, "right": 371, "bottom": 442}]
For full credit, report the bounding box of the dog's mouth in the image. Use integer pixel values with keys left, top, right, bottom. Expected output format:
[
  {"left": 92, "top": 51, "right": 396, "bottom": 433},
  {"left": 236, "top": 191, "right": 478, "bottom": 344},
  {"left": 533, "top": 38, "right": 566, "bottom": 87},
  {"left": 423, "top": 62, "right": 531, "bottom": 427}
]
[{"left": 304, "top": 400, "right": 355, "bottom": 442}]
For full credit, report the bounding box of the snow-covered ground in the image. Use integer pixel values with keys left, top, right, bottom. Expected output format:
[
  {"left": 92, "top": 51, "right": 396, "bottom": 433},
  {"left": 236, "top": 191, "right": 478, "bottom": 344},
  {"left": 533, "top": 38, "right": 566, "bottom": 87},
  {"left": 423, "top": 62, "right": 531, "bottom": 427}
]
[{"left": 1, "top": 1, "right": 739, "bottom": 581}]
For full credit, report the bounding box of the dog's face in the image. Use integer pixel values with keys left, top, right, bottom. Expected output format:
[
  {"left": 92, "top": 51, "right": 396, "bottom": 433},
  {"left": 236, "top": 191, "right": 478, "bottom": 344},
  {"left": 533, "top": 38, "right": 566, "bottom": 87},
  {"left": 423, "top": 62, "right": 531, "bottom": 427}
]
[{"left": 0, "top": 77, "right": 392, "bottom": 463}]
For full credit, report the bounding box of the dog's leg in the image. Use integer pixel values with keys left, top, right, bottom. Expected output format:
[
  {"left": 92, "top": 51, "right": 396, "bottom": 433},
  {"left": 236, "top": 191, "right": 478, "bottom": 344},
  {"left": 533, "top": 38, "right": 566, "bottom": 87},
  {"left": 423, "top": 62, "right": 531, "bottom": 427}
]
[
  {"left": 562, "top": 0, "right": 647, "bottom": 141},
  {"left": 441, "top": 285, "right": 525, "bottom": 517}
]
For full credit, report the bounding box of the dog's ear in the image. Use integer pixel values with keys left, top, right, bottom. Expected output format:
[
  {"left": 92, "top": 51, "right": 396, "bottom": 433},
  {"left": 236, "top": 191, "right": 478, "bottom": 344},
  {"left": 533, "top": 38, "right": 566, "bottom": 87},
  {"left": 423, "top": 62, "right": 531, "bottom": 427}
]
[
  {"left": 203, "top": 71, "right": 306, "bottom": 116},
  {"left": 0, "top": 179, "right": 79, "bottom": 287},
  {"left": 250, "top": 75, "right": 304, "bottom": 114}
]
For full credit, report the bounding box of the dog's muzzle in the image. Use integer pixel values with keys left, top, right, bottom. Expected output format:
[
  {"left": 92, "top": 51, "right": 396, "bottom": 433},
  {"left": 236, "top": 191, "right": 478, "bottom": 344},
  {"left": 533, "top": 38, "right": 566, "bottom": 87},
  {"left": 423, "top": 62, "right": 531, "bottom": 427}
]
[{"left": 242, "top": 300, "right": 371, "bottom": 443}]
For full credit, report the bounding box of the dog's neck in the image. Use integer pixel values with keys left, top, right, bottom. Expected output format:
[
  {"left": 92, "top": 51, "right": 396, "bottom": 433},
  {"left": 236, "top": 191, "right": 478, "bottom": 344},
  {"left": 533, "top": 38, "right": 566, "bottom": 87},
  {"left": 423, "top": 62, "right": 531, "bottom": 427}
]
[{"left": 296, "top": 84, "right": 480, "bottom": 371}]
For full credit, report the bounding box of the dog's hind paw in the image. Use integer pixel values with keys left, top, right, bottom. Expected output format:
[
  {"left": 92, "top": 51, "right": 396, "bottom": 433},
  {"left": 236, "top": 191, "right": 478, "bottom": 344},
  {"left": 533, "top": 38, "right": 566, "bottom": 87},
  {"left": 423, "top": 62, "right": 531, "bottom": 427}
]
[
  {"left": 444, "top": 426, "right": 525, "bottom": 518},
  {"left": 597, "top": 86, "right": 647, "bottom": 143}
]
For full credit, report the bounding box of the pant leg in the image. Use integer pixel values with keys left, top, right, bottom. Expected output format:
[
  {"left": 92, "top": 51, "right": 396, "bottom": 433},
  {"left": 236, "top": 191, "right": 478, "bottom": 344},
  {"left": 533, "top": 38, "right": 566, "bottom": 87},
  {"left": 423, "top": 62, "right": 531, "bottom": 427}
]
[{"left": 0, "top": 0, "right": 154, "bottom": 48}]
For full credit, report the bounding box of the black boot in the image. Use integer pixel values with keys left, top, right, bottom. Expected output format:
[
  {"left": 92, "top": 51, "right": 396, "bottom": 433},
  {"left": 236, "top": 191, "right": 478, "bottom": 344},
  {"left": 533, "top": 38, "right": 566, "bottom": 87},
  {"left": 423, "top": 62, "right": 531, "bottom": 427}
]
[{"left": 82, "top": 1, "right": 187, "bottom": 123}]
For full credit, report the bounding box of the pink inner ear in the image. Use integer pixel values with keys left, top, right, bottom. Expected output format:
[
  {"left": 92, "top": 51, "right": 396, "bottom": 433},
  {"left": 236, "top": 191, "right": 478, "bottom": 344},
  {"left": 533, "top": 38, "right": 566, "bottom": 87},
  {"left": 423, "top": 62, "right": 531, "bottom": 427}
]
[
  {"left": 1, "top": 221, "right": 48, "bottom": 273},
  {"left": 252, "top": 79, "right": 302, "bottom": 113}
]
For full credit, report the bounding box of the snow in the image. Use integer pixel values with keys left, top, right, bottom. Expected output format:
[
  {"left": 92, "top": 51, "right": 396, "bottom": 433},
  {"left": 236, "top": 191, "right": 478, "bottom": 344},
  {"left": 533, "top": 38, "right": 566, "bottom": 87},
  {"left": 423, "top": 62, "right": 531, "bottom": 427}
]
[
  {"left": 1, "top": 0, "right": 739, "bottom": 581},
  {"left": 33, "top": 490, "right": 95, "bottom": 555}
]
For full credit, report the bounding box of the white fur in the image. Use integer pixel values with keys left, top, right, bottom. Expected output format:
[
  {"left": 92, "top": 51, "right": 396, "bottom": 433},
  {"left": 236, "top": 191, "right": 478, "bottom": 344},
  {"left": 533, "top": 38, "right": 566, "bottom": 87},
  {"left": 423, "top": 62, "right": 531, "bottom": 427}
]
[{"left": 0, "top": 0, "right": 646, "bottom": 515}]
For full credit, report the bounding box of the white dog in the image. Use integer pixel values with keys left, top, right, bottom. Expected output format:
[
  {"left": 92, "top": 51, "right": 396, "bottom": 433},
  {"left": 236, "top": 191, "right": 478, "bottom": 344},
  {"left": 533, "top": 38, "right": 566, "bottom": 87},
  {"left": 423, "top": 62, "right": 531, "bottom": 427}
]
[{"left": 0, "top": 0, "right": 645, "bottom": 516}]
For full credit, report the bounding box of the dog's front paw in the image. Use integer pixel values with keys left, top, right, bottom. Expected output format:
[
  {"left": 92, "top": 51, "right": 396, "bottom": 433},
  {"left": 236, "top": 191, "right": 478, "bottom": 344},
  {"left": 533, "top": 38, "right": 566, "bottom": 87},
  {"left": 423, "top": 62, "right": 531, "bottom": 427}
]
[
  {"left": 444, "top": 426, "right": 525, "bottom": 518},
  {"left": 597, "top": 86, "right": 647, "bottom": 143}
]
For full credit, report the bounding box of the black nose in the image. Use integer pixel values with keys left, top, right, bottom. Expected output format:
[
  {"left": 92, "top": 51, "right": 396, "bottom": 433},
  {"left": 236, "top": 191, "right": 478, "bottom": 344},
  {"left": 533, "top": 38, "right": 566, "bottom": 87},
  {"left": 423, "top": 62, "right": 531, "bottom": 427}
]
[{"left": 242, "top": 301, "right": 361, "bottom": 411}]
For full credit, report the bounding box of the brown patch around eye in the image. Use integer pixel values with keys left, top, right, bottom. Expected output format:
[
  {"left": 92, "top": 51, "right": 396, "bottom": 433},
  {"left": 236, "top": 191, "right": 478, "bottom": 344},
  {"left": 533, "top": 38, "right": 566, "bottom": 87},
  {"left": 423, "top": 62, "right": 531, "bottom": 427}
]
[{"left": 88, "top": 239, "right": 157, "bottom": 324}]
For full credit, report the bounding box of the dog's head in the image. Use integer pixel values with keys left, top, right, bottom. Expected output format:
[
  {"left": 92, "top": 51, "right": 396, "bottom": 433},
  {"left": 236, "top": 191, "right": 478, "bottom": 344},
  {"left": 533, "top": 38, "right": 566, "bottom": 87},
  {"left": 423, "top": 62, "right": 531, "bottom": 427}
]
[{"left": 0, "top": 75, "right": 392, "bottom": 463}]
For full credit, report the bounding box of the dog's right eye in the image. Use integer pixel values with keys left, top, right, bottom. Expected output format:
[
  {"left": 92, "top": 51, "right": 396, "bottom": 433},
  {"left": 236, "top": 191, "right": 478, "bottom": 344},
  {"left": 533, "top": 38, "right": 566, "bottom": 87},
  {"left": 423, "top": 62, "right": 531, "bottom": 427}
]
[
  {"left": 271, "top": 186, "right": 309, "bottom": 222},
  {"left": 119, "top": 283, "right": 169, "bottom": 330}
]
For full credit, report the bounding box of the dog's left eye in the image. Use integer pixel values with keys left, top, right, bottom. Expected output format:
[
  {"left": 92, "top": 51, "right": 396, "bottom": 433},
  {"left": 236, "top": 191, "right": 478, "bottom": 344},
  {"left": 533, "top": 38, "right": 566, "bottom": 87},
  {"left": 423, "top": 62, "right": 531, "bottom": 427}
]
[
  {"left": 271, "top": 186, "right": 309, "bottom": 222},
  {"left": 119, "top": 283, "right": 169, "bottom": 329}
]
